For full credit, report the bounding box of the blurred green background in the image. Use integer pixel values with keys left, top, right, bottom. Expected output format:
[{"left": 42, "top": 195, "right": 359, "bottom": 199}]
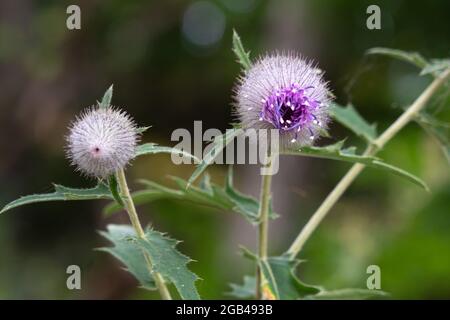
[{"left": 0, "top": 0, "right": 449, "bottom": 299}]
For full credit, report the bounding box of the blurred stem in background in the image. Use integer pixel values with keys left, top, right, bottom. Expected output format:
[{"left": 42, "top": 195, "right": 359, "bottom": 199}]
[
  {"left": 256, "top": 156, "right": 273, "bottom": 299},
  {"left": 116, "top": 169, "right": 173, "bottom": 300},
  {"left": 287, "top": 68, "right": 450, "bottom": 259}
]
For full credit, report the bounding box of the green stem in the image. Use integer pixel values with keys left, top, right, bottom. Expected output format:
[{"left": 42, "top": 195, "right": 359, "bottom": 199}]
[
  {"left": 116, "top": 168, "right": 172, "bottom": 300},
  {"left": 256, "top": 158, "right": 273, "bottom": 299},
  {"left": 287, "top": 68, "right": 450, "bottom": 259}
]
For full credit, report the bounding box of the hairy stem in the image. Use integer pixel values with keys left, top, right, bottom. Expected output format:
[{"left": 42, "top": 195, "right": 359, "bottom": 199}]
[
  {"left": 256, "top": 159, "right": 273, "bottom": 299},
  {"left": 116, "top": 168, "right": 172, "bottom": 300},
  {"left": 287, "top": 68, "right": 450, "bottom": 259}
]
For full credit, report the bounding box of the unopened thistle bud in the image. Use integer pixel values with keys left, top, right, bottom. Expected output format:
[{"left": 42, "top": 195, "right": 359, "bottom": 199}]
[
  {"left": 234, "top": 53, "right": 332, "bottom": 147},
  {"left": 66, "top": 106, "right": 139, "bottom": 178}
]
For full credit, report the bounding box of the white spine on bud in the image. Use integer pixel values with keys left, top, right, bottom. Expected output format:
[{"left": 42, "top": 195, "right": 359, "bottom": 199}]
[{"left": 66, "top": 107, "right": 139, "bottom": 178}]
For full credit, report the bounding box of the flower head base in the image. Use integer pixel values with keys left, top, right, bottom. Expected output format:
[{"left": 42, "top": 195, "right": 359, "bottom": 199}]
[
  {"left": 66, "top": 106, "right": 139, "bottom": 178},
  {"left": 235, "top": 53, "right": 332, "bottom": 147}
]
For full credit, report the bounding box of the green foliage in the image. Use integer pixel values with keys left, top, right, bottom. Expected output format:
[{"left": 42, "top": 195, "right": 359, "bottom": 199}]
[
  {"left": 134, "top": 228, "right": 200, "bottom": 300},
  {"left": 1, "top": 36, "right": 447, "bottom": 300},
  {"left": 136, "top": 126, "right": 152, "bottom": 134},
  {"left": 260, "top": 256, "right": 321, "bottom": 300},
  {"left": 239, "top": 248, "right": 320, "bottom": 300},
  {"left": 99, "top": 84, "right": 113, "bottom": 109},
  {"left": 0, "top": 183, "right": 112, "bottom": 214},
  {"left": 135, "top": 143, "right": 200, "bottom": 163},
  {"left": 232, "top": 30, "right": 252, "bottom": 71},
  {"left": 99, "top": 224, "right": 200, "bottom": 299},
  {"left": 228, "top": 276, "right": 256, "bottom": 298},
  {"left": 236, "top": 249, "right": 387, "bottom": 300},
  {"left": 367, "top": 47, "right": 450, "bottom": 78},
  {"left": 224, "top": 166, "right": 278, "bottom": 223},
  {"left": 282, "top": 140, "right": 429, "bottom": 190},
  {"left": 366, "top": 47, "right": 428, "bottom": 69},
  {"left": 330, "top": 103, "right": 377, "bottom": 143},
  {"left": 420, "top": 59, "right": 450, "bottom": 76},
  {"left": 104, "top": 168, "right": 278, "bottom": 224},
  {"left": 187, "top": 128, "right": 242, "bottom": 187},
  {"left": 102, "top": 177, "right": 222, "bottom": 216},
  {"left": 108, "top": 175, "right": 124, "bottom": 207},
  {"left": 228, "top": 276, "right": 387, "bottom": 300},
  {"left": 98, "top": 224, "right": 156, "bottom": 290}
]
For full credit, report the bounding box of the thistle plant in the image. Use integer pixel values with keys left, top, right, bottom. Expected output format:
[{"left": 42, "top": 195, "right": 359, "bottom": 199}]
[
  {"left": 66, "top": 107, "right": 139, "bottom": 178},
  {"left": 1, "top": 86, "right": 201, "bottom": 300},
  {"left": 1, "top": 31, "right": 449, "bottom": 300},
  {"left": 183, "top": 31, "right": 450, "bottom": 300},
  {"left": 234, "top": 52, "right": 333, "bottom": 298},
  {"left": 234, "top": 53, "right": 332, "bottom": 147},
  {"left": 65, "top": 104, "right": 175, "bottom": 299}
]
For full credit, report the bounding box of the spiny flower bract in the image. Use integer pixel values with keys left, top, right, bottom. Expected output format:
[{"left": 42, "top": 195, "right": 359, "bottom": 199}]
[
  {"left": 66, "top": 106, "right": 139, "bottom": 178},
  {"left": 234, "top": 53, "right": 332, "bottom": 148}
]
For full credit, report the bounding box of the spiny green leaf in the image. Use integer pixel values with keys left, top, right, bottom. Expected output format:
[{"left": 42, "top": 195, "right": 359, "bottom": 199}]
[
  {"left": 371, "top": 160, "right": 430, "bottom": 191},
  {"left": 169, "top": 176, "right": 233, "bottom": 209},
  {"left": 224, "top": 168, "right": 259, "bottom": 223},
  {"left": 52, "top": 184, "right": 112, "bottom": 199},
  {"left": 260, "top": 256, "right": 321, "bottom": 300},
  {"left": 227, "top": 278, "right": 383, "bottom": 300},
  {"left": 104, "top": 171, "right": 278, "bottom": 224},
  {"left": 241, "top": 246, "right": 389, "bottom": 300},
  {"left": 366, "top": 47, "right": 428, "bottom": 69},
  {"left": 227, "top": 277, "right": 383, "bottom": 300},
  {"left": 232, "top": 29, "right": 252, "bottom": 71},
  {"left": 330, "top": 103, "right": 377, "bottom": 143},
  {"left": 103, "top": 179, "right": 226, "bottom": 216},
  {"left": 135, "top": 143, "right": 200, "bottom": 163},
  {"left": 98, "top": 224, "right": 155, "bottom": 290},
  {"left": 282, "top": 141, "right": 429, "bottom": 190},
  {"left": 240, "top": 250, "right": 320, "bottom": 300},
  {"left": 227, "top": 276, "right": 256, "bottom": 299},
  {"left": 99, "top": 84, "right": 113, "bottom": 109},
  {"left": 140, "top": 179, "right": 185, "bottom": 199},
  {"left": 367, "top": 48, "right": 450, "bottom": 79},
  {"left": 225, "top": 166, "right": 278, "bottom": 223},
  {"left": 420, "top": 59, "right": 450, "bottom": 77},
  {"left": 0, "top": 192, "right": 66, "bottom": 215},
  {"left": 145, "top": 177, "right": 228, "bottom": 209},
  {"left": 1, "top": 183, "right": 112, "bottom": 214},
  {"left": 103, "top": 189, "right": 166, "bottom": 216},
  {"left": 240, "top": 251, "right": 386, "bottom": 300},
  {"left": 134, "top": 228, "right": 200, "bottom": 300},
  {"left": 304, "top": 288, "right": 388, "bottom": 300},
  {"left": 188, "top": 128, "right": 242, "bottom": 188},
  {"left": 136, "top": 126, "right": 152, "bottom": 134}
]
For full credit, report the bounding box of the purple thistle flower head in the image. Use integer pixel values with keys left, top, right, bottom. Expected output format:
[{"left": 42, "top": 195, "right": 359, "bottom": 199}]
[
  {"left": 234, "top": 53, "right": 332, "bottom": 148},
  {"left": 66, "top": 106, "right": 139, "bottom": 178}
]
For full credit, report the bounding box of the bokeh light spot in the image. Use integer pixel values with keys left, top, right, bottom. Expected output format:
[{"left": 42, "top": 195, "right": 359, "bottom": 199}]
[{"left": 182, "top": 1, "right": 226, "bottom": 47}]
